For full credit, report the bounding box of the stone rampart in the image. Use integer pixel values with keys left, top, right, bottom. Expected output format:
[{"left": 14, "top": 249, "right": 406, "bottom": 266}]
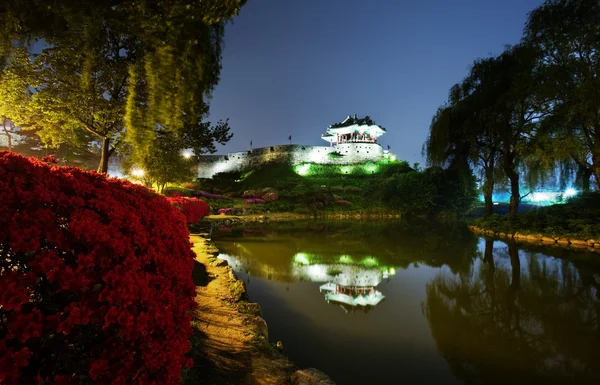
[{"left": 198, "top": 143, "right": 386, "bottom": 178}]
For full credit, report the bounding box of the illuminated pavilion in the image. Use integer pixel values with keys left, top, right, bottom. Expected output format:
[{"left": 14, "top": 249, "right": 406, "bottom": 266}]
[{"left": 321, "top": 114, "right": 387, "bottom": 145}]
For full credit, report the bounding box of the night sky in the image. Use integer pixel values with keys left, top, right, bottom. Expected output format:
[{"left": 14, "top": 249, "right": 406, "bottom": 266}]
[{"left": 208, "top": 0, "right": 544, "bottom": 164}]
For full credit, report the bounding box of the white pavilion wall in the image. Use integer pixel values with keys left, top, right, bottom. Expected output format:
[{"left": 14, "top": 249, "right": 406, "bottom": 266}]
[{"left": 197, "top": 143, "right": 386, "bottom": 178}]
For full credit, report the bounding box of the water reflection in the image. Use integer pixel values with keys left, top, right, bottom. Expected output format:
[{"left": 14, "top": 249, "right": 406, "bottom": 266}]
[
  {"left": 423, "top": 240, "right": 600, "bottom": 385},
  {"left": 213, "top": 221, "right": 600, "bottom": 384}
]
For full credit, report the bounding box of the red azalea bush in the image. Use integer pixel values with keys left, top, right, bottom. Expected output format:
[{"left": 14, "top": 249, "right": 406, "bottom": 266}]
[
  {"left": 336, "top": 200, "right": 352, "bottom": 206},
  {"left": 0, "top": 151, "right": 196, "bottom": 385},
  {"left": 167, "top": 197, "right": 210, "bottom": 223}
]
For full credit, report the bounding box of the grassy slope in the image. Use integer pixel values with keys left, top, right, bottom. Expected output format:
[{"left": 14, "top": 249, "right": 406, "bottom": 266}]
[
  {"left": 184, "top": 162, "right": 407, "bottom": 215},
  {"left": 471, "top": 192, "right": 600, "bottom": 239}
]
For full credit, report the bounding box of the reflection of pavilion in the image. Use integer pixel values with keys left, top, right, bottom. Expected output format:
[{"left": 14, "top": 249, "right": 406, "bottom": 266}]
[
  {"left": 292, "top": 260, "right": 393, "bottom": 311},
  {"left": 319, "top": 282, "right": 386, "bottom": 308}
]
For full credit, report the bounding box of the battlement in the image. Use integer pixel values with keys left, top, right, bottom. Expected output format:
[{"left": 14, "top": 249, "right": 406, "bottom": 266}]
[{"left": 197, "top": 143, "right": 386, "bottom": 178}]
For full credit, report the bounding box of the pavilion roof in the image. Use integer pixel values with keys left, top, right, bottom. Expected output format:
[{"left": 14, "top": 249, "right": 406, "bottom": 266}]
[{"left": 328, "top": 114, "right": 387, "bottom": 132}]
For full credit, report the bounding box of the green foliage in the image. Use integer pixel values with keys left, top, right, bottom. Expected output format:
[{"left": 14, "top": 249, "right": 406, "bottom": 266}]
[
  {"left": 472, "top": 192, "right": 600, "bottom": 239},
  {"left": 524, "top": 0, "right": 600, "bottom": 187},
  {"left": 382, "top": 171, "right": 438, "bottom": 215},
  {"left": 0, "top": 0, "right": 245, "bottom": 172},
  {"left": 380, "top": 160, "right": 414, "bottom": 177}
]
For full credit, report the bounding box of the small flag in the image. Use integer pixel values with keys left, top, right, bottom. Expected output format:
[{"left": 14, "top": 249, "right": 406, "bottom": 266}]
[
  {"left": 288, "top": 135, "right": 292, "bottom": 141},
  {"left": 250, "top": 140, "right": 253, "bottom": 146},
  {"left": 387, "top": 144, "right": 390, "bottom": 150}
]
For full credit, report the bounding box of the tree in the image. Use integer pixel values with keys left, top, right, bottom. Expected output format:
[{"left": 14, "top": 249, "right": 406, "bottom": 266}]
[
  {"left": 425, "top": 59, "right": 504, "bottom": 216},
  {"left": 0, "top": 0, "right": 247, "bottom": 173},
  {"left": 494, "top": 45, "right": 550, "bottom": 215},
  {"left": 125, "top": 119, "right": 231, "bottom": 192},
  {"left": 426, "top": 45, "right": 549, "bottom": 215},
  {"left": 524, "top": 0, "right": 600, "bottom": 187}
]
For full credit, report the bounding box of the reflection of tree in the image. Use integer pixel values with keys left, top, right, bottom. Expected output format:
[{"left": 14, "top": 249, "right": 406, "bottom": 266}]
[
  {"left": 423, "top": 240, "right": 600, "bottom": 384},
  {"left": 215, "top": 220, "right": 479, "bottom": 277}
]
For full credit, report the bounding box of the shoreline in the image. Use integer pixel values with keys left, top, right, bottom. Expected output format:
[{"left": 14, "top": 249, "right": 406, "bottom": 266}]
[
  {"left": 204, "top": 212, "right": 402, "bottom": 223},
  {"left": 468, "top": 225, "right": 600, "bottom": 253},
  {"left": 189, "top": 233, "right": 336, "bottom": 385}
]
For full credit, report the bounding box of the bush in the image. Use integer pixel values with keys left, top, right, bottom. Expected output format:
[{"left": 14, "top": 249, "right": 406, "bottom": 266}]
[
  {"left": 167, "top": 197, "right": 210, "bottom": 223},
  {"left": 0, "top": 152, "right": 196, "bottom": 384}
]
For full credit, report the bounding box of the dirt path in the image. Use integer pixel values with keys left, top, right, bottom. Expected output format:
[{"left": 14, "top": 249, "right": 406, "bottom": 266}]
[{"left": 188, "top": 235, "right": 295, "bottom": 385}]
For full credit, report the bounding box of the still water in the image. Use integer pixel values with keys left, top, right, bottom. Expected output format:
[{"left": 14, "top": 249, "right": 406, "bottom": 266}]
[{"left": 212, "top": 221, "right": 600, "bottom": 385}]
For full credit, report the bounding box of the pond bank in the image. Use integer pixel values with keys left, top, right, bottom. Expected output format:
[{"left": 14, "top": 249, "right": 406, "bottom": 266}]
[
  {"left": 468, "top": 225, "right": 600, "bottom": 253},
  {"left": 205, "top": 212, "right": 401, "bottom": 224},
  {"left": 188, "top": 234, "right": 336, "bottom": 385}
]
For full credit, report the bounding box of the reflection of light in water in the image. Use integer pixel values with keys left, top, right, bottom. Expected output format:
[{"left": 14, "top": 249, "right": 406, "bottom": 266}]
[
  {"left": 292, "top": 264, "right": 384, "bottom": 287},
  {"left": 294, "top": 252, "right": 311, "bottom": 265}
]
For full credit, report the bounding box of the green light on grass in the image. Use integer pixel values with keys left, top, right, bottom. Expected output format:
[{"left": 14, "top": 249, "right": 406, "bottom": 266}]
[
  {"left": 363, "top": 163, "right": 379, "bottom": 174},
  {"left": 340, "top": 166, "right": 352, "bottom": 174},
  {"left": 339, "top": 255, "right": 353, "bottom": 264},
  {"left": 294, "top": 163, "right": 312, "bottom": 176},
  {"left": 294, "top": 252, "right": 311, "bottom": 265},
  {"left": 362, "top": 256, "right": 378, "bottom": 268}
]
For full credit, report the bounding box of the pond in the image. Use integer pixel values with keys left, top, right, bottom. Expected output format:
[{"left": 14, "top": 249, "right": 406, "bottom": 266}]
[{"left": 212, "top": 221, "right": 600, "bottom": 385}]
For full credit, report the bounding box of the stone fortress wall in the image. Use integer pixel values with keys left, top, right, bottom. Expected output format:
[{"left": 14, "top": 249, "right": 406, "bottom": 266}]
[{"left": 198, "top": 142, "right": 385, "bottom": 178}]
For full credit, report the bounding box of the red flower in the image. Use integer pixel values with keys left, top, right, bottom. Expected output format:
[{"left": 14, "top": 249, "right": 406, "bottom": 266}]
[{"left": 0, "top": 151, "right": 195, "bottom": 384}]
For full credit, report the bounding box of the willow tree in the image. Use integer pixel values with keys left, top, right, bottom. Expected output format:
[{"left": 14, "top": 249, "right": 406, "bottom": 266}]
[
  {"left": 425, "top": 59, "right": 504, "bottom": 216},
  {"left": 524, "top": 0, "right": 600, "bottom": 187},
  {"left": 0, "top": 0, "right": 247, "bottom": 173}
]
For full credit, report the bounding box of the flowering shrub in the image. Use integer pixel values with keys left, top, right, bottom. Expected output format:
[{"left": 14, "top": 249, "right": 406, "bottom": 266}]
[
  {"left": 0, "top": 151, "right": 196, "bottom": 385},
  {"left": 195, "top": 191, "right": 224, "bottom": 200},
  {"left": 244, "top": 198, "right": 265, "bottom": 204},
  {"left": 40, "top": 155, "right": 58, "bottom": 164},
  {"left": 261, "top": 192, "right": 279, "bottom": 202},
  {"left": 218, "top": 208, "right": 234, "bottom": 215},
  {"left": 336, "top": 200, "right": 352, "bottom": 206},
  {"left": 167, "top": 197, "right": 210, "bottom": 223},
  {"left": 242, "top": 190, "right": 258, "bottom": 198}
]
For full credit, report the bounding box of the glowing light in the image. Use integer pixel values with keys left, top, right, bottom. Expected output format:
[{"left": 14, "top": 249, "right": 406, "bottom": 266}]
[
  {"left": 564, "top": 188, "right": 577, "bottom": 198},
  {"left": 182, "top": 150, "right": 193, "bottom": 159},
  {"left": 530, "top": 191, "right": 557, "bottom": 203},
  {"left": 339, "top": 255, "right": 353, "bottom": 264},
  {"left": 293, "top": 252, "right": 311, "bottom": 265},
  {"left": 363, "top": 163, "right": 379, "bottom": 174},
  {"left": 362, "top": 257, "right": 378, "bottom": 268},
  {"left": 131, "top": 168, "right": 145, "bottom": 177},
  {"left": 340, "top": 166, "right": 352, "bottom": 174},
  {"left": 389, "top": 267, "right": 396, "bottom": 275},
  {"left": 294, "top": 163, "right": 311, "bottom": 176}
]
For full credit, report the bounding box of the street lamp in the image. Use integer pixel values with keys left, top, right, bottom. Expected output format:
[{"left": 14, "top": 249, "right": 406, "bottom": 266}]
[{"left": 131, "top": 168, "right": 145, "bottom": 177}]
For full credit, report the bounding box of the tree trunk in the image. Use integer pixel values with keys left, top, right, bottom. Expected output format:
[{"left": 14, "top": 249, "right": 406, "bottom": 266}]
[
  {"left": 507, "top": 171, "right": 520, "bottom": 215},
  {"left": 503, "top": 145, "right": 520, "bottom": 215},
  {"left": 482, "top": 165, "right": 495, "bottom": 216},
  {"left": 576, "top": 164, "right": 592, "bottom": 193},
  {"left": 2, "top": 117, "right": 12, "bottom": 151},
  {"left": 97, "top": 136, "right": 110, "bottom": 174}
]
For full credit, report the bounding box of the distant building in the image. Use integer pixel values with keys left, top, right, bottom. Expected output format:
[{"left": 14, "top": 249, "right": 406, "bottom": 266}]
[{"left": 198, "top": 115, "right": 394, "bottom": 178}]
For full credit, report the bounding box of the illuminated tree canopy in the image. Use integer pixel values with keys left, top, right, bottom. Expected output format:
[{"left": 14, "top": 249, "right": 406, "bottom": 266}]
[{"left": 0, "top": 0, "right": 247, "bottom": 172}]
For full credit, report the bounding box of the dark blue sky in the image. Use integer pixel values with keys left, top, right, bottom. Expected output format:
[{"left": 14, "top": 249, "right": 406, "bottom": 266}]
[{"left": 208, "top": 0, "right": 544, "bottom": 164}]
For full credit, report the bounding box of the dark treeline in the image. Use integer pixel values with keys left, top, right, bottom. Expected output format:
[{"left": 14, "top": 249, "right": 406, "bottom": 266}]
[{"left": 424, "top": 0, "right": 600, "bottom": 216}]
